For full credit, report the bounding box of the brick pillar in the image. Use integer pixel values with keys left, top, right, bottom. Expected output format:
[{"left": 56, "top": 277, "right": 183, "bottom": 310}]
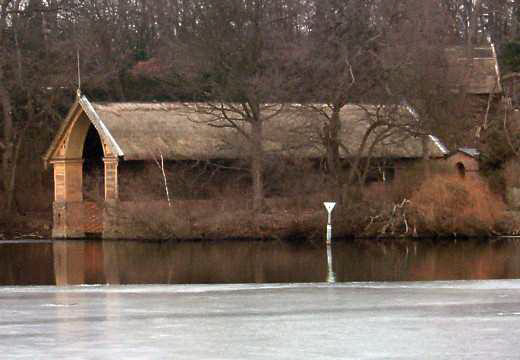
[
  {"left": 103, "top": 157, "right": 119, "bottom": 239},
  {"left": 51, "top": 159, "right": 85, "bottom": 238},
  {"left": 52, "top": 159, "right": 83, "bottom": 203},
  {"left": 104, "top": 157, "right": 119, "bottom": 201}
]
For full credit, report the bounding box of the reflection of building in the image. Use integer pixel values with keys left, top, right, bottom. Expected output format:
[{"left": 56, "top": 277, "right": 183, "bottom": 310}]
[
  {"left": 51, "top": 241, "right": 326, "bottom": 285},
  {"left": 53, "top": 241, "right": 105, "bottom": 285}
]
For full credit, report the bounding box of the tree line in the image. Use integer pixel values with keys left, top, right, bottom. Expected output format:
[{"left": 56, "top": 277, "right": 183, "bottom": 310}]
[{"left": 1, "top": 0, "right": 519, "bottom": 216}]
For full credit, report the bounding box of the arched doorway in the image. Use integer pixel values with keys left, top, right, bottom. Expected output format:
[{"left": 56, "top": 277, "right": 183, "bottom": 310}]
[
  {"left": 47, "top": 97, "right": 121, "bottom": 238},
  {"left": 83, "top": 125, "right": 105, "bottom": 202},
  {"left": 456, "top": 162, "right": 466, "bottom": 178},
  {"left": 51, "top": 112, "right": 108, "bottom": 238}
]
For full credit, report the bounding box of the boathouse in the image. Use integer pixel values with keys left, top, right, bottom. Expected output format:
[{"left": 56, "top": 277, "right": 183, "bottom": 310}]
[
  {"left": 43, "top": 95, "right": 449, "bottom": 239},
  {"left": 43, "top": 45, "right": 502, "bottom": 239}
]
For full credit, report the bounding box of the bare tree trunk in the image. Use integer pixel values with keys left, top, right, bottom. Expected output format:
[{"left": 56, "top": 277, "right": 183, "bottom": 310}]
[
  {"left": 346, "top": 122, "right": 379, "bottom": 185},
  {"left": 7, "top": 126, "right": 26, "bottom": 212},
  {"left": 325, "top": 104, "right": 343, "bottom": 202},
  {"left": 0, "top": 62, "right": 15, "bottom": 212},
  {"left": 326, "top": 105, "right": 341, "bottom": 180},
  {"left": 513, "top": 4, "right": 520, "bottom": 39},
  {"left": 115, "top": 74, "right": 126, "bottom": 101},
  {"left": 1, "top": 3, "right": 29, "bottom": 214},
  {"left": 467, "top": 0, "right": 481, "bottom": 56},
  {"left": 250, "top": 118, "right": 264, "bottom": 212},
  {"left": 422, "top": 135, "right": 431, "bottom": 176},
  {"left": 153, "top": 152, "right": 171, "bottom": 207}
]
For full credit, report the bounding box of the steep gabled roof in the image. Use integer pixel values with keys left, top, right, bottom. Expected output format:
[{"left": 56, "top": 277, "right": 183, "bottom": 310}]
[
  {"left": 43, "top": 94, "right": 124, "bottom": 165},
  {"left": 79, "top": 95, "right": 124, "bottom": 157}
]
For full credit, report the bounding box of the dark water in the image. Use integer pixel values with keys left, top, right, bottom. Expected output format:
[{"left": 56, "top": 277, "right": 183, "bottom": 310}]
[{"left": 1, "top": 239, "right": 520, "bottom": 286}]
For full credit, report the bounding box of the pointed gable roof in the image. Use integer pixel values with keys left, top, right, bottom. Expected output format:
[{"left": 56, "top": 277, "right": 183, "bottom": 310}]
[{"left": 43, "top": 94, "right": 124, "bottom": 165}]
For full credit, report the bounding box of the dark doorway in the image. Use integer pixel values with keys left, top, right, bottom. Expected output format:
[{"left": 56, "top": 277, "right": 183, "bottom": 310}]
[
  {"left": 83, "top": 125, "right": 104, "bottom": 201},
  {"left": 456, "top": 162, "right": 466, "bottom": 178}
]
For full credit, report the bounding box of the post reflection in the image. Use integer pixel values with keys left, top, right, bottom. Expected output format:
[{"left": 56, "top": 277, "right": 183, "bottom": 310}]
[{"left": 326, "top": 243, "right": 336, "bottom": 283}]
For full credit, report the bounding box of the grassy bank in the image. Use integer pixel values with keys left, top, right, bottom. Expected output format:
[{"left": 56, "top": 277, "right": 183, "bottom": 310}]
[
  {"left": 102, "top": 174, "right": 510, "bottom": 241},
  {"left": 1, "top": 170, "right": 517, "bottom": 241}
]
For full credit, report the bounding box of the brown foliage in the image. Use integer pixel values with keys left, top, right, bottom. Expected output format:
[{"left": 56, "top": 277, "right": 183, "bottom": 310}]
[
  {"left": 107, "top": 194, "right": 327, "bottom": 241},
  {"left": 388, "top": 162, "right": 452, "bottom": 202},
  {"left": 409, "top": 174, "right": 506, "bottom": 236},
  {"left": 503, "top": 159, "right": 520, "bottom": 188}
]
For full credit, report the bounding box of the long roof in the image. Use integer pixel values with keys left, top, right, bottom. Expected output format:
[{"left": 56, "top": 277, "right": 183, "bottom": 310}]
[{"left": 44, "top": 95, "right": 449, "bottom": 163}]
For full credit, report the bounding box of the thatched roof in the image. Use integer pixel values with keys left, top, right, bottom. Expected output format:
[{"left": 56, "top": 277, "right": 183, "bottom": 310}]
[
  {"left": 445, "top": 45, "right": 501, "bottom": 94},
  {"left": 44, "top": 95, "right": 448, "bottom": 163}
]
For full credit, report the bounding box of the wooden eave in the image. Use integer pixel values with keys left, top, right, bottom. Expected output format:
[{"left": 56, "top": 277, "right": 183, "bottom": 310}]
[
  {"left": 43, "top": 93, "right": 124, "bottom": 168},
  {"left": 78, "top": 95, "right": 124, "bottom": 158}
]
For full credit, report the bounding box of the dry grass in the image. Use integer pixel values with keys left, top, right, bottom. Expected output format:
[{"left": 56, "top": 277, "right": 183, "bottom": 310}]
[
  {"left": 387, "top": 162, "right": 452, "bottom": 202},
  {"left": 106, "top": 196, "right": 327, "bottom": 241},
  {"left": 409, "top": 174, "right": 506, "bottom": 236}
]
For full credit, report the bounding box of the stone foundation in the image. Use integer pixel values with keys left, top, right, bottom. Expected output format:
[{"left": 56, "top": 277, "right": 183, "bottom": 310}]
[
  {"left": 52, "top": 201, "right": 103, "bottom": 238},
  {"left": 102, "top": 201, "right": 121, "bottom": 239},
  {"left": 52, "top": 201, "right": 85, "bottom": 239}
]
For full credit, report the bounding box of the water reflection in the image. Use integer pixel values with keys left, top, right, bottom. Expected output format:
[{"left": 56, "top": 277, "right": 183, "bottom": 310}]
[
  {"left": 326, "top": 244, "right": 336, "bottom": 283},
  {"left": 1, "top": 239, "right": 520, "bottom": 286},
  {"left": 333, "top": 240, "right": 520, "bottom": 282},
  {"left": 53, "top": 240, "right": 327, "bottom": 285},
  {"left": 0, "top": 241, "right": 54, "bottom": 285}
]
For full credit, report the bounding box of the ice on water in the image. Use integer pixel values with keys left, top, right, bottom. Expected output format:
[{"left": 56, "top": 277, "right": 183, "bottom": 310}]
[{"left": 2, "top": 280, "right": 520, "bottom": 359}]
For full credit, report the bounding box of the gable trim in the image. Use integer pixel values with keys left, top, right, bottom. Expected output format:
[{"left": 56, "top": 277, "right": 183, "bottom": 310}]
[
  {"left": 43, "top": 94, "right": 124, "bottom": 168},
  {"left": 79, "top": 95, "right": 124, "bottom": 158}
]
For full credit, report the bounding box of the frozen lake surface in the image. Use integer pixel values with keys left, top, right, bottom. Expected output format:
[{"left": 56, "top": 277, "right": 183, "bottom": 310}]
[{"left": 2, "top": 280, "right": 520, "bottom": 359}]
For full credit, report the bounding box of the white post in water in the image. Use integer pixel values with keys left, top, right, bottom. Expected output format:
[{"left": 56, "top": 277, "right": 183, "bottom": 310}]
[
  {"left": 324, "top": 202, "right": 337, "bottom": 283},
  {"left": 324, "top": 202, "right": 336, "bottom": 245}
]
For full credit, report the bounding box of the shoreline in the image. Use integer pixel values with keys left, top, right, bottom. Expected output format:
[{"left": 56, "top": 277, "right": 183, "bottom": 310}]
[
  {"left": 2, "top": 228, "right": 519, "bottom": 243},
  {"left": 2, "top": 205, "right": 518, "bottom": 242}
]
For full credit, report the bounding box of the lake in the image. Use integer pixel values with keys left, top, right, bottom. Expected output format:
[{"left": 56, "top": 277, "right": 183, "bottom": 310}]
[{"left": 1, "top": 238, "right": 520, "bottom": 286}]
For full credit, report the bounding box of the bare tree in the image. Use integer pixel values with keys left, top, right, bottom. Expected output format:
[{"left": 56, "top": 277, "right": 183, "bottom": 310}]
[
  {"left": 294, "top": 0, "right": 382, "bottom": 185},
  {"left": 168, "top": 0, "right": 301, "bottom": 212}
]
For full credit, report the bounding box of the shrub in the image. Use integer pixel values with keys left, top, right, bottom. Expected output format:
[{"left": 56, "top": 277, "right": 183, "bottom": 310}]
[
  {"left": 388, "top": 161, "right": 451, "bottom": 203},
  {"left": 105, "top": 202, "right": 193, "bottom": 240},
  {"left": 409, "top": 174, "right": 506, "bottom": 236}
]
